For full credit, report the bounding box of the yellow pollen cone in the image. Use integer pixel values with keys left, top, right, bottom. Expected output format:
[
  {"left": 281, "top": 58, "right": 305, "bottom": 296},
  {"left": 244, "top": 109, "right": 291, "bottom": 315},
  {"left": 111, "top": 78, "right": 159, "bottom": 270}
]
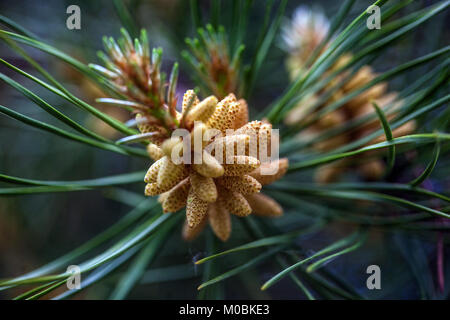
[
  {"left": 208, "top": 204, "right": 231, "bottom": 242},
  {"left": 221, "top": 101, "right": 241, "bottom": 131},
  {"left": 206, "top": 93, "right": 237, "bottom": 132},
  {"left": 186, "top": 187, "right": 209, "bottom": 228},
  {"left": 192, "top": 151, "right": 224, "bottom": 178},
  {"left": 161, "top": 137, "right": 183, "bottom": 157},
  {"left": 145, "top": 182, "right": 167, "bottom": 196},
  {"left": 182, "top": 89, "right": 199, "bottom": 114},
  {"left": 144, "top": 157, "right": 164, "bottom": 183},
  {"left": 161, "top": 178, "right": 190, "bottom": 213},
  {"left": 135, "top": 113, "right": 166, "bottom": 145},
  {"left": 147, "top": 143, "right": 164, "bottom": 161},
  {"left": 245, "top": 193, "right": 283, "bottom": 217},
  {"left": 358, "top": 159, "right": 385, "bottom": 181},
  {"left": 185, "top": 96, "right": 218, "bottom": 124},
  {"left": 217, "top": 175, "right": 262, "bottom": 195},
  {"left": 342, "top": 66, "right": 373, "bottom": 91},
  {"left": 345, "top": 83, "right": 387, "bottom": 112},
  {"left": 182, "top": 216, "right": 207, "bottom": 241},
  {"left": 156, "top": 157, "right": 188, "bottom": 192},
  {"left": 233, "top": 120, "right": 262, "bottom": 136},
  {"left": 250, "top": 158, "right": 289, "bottom": 185},
  {"left": 315, "top": 110, "right": 346, "bottom": 129},
  {"left": 209, "top": 134, "right": 251, "bottom": 160},
  {"left": 315, "top": 161, "right": 346, "bottom": 184},
  {"left": 223, "top": 156, "right": 260, "bottom": 176},
  {"left": 190, "top": 172, "right": 218, "bottom": 203},
  {"left": 233, "top": 99, "right": 249, "bottom": 129},
  {"left": 190, "top": 122, "right": 209, "bottom": 149},
  {"left": 258, "top": 122, "right": 272, "bottom": 157},
  {"left": 219, "top": 189, "right": 252, "bottom": 217},
  {"left": 158, "top": 192, "right": 169, "bottom": 204}
]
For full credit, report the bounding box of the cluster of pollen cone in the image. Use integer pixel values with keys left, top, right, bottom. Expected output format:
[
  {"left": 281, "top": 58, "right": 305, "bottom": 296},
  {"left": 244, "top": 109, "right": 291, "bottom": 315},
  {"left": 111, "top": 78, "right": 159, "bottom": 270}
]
[
  {"left": 282, "top": 6, "right": 416, "bottom": 183},
  {"left": 138, "top": 91, "right": 288, "bottom": 241},
  {"left": 91, "top": 29, "right": 288, "bottom": 242}
]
